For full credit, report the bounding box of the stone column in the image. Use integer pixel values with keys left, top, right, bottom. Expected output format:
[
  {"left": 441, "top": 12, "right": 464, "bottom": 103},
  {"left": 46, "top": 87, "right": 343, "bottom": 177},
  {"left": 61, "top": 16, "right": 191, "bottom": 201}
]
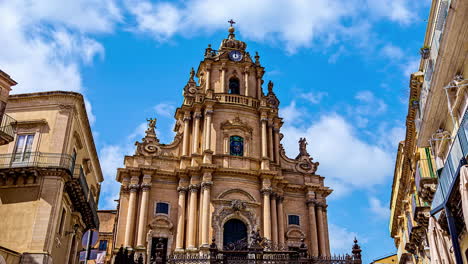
[
  {"left": 187, "top": 184, "right": 199, "bottom": 249},
  {"left": 316, "top": 202, "right": 326, "bottom": 256},
  {"left": 203, "top": 109, "right": 214, "bottom": 164},
  {"left": 270, "top": 193, "right": 278, "bottom": 246},
  {"left": 261, "top": 118, "right": 268, "bottom": 158},
  {"left": 323, "top": 205, "right": 330, "bottom": 256},
  {"left": 244, "top": 67, "right": 250, "bottom": 96},
  {"left": 256, "top": 68, "right": 263, "bottom": 98},
  {"left": 136, "top": 179, "right": 151, "bottom": 247},
  {"left": 306, "top": 199, "right": 319, "bottom": 256},
  {"left": 192, "top": 112, "right": 201, "bottom": 154},
  {"left": 205, "top": 64, "right": 211, "bottom": 92},
  {"left": 221, "top": 63, "right": 226, "bottom": 92},
  {"left": 268, "top": 123, "right": 274, "bottom": 160},
  {"left": 175, "top": 187, "right": 188, "bottom": 250},
  {"left": 124, "top": 179, "right": 139, "bottom": 247},
  {"left": 274, "top": 127, "right": 280, "bottom": 163},
  {"left": 182, "top": 113, "right": 191, "bottom": 156},
  {"left": 277, "top": 196, "right": 285, "bottom": 248},
  {"left": 261, "top": 188, "right": 272, "bottom": 240},
  {"left": 198, "top": 186, "right": 204, "bottom": 246},
  {"left": 201, "top": 181, "right": 213, "bottom": 247}
]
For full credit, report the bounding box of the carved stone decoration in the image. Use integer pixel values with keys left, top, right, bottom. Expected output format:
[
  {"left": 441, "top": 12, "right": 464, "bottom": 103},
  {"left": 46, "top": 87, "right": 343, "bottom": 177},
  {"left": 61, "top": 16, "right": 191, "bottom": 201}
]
[
  {"left": 220, "top": 116, "right": 253, "bottom": 134},
  {"left": 230, "top": 199, "right": 246, "bottom": 211},
  {"left": 265, "top": 80, "right": 279, "bottom": 108},
  {"left": 183, "top": 67, "right": 198, "bottom": 96},
  {"left": 147, "top": 215, "right": 174, "bottom": 263},
  {"left": 135, "top": 118, "right": 161, "bottom": 156},
  {"left": 212, "top": 202, "right": 258, "bottom": 249},
  {"left": 286, "top": 227, "right": 306, "bottom": 248},
  {"left": 294, "top": 138, "right": 319, "bottom": 174}
]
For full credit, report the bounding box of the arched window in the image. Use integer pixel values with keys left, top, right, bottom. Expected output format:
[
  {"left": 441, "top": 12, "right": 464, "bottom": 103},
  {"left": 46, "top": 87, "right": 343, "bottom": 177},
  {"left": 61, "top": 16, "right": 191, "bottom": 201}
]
[
  {"left": 228, "top": 77, "right": 240, "bottom": 94},
  {"left": 230, "top": 136, "right": 244, "bottom": 156}
]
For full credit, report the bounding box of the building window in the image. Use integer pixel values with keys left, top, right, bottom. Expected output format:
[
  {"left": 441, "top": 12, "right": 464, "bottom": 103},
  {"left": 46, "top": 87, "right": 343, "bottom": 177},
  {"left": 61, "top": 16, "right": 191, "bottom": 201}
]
[
  {"left": 229, "top": 136, "right": 244, "bottom": 156},
  {"left": 228, "top": 77, "right": 240, "bottom": 94},
  {"left": 13, "top": 134, "right": 34, "bottom": 162},
  {"left": 98, "top": 240, "right": 108, "bottom": 251},
  {"left": 288, "top": 215, "right": 300, "bottom": 226},
  {"left": 156, "top": 202, "right": 169, "bottom": 215}
]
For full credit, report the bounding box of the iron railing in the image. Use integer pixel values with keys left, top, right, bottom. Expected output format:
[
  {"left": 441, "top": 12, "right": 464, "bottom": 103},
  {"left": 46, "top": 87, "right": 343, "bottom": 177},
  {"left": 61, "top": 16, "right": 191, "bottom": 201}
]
[
  {"left": 0, "top": 113, "right": 16, "bottom": 140},
  {"left": 431, "top": 109, "right": 468, "bottom": 212},
  {"left": 0, "top": 152, "right": 74, "bottom": 172}
]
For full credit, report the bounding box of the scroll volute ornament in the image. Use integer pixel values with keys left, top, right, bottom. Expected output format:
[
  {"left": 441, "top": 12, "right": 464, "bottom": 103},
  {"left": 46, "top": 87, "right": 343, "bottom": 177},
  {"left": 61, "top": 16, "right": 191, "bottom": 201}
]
[
  {"left": 183, "top": 67, "right": 198, "bottom": 96},
  {"left": 135, "top": 118, "right": 161, "bottom": 156},
  {"left": 295, "top": 138, "right": 319, "bottom": 174}
]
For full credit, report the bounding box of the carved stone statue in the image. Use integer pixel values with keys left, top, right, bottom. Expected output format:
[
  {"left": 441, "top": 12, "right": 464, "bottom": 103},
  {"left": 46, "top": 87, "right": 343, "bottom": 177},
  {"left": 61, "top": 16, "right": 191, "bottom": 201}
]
[
  {"left": 268, "top": 80, "right": 274, "bottom": 94},
  {"left": 147, "top": 118, "right": 156, "bottom": 130},
  {"left": 189, "top": 67, "right": 195, "bottom": 82},
  {"left": 298, "top": 138, "right": 309, "bottom": 157}
]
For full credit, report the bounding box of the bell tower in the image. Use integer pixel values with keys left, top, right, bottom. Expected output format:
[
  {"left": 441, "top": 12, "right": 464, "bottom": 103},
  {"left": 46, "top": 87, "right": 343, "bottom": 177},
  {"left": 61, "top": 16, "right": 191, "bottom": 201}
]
[{"left": 175, "top": 22, "right": 282, "bottom": 171}]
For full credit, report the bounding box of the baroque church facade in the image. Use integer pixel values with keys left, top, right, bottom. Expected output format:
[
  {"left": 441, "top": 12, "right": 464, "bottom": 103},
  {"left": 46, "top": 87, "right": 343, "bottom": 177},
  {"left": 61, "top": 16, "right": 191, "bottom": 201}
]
[{"left": 113, "top": 25, "right": 332, "bottom": 261}]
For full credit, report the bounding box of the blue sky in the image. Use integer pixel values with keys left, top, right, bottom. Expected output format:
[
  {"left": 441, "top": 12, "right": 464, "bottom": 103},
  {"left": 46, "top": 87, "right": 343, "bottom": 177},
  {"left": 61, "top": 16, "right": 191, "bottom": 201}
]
[{"left": 0, "top": 0, "right": 431, "bottom": 262}]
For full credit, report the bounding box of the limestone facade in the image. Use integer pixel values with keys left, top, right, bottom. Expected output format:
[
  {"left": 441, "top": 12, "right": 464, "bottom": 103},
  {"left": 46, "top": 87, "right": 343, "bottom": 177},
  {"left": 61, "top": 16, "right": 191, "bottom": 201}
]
[
  {"left": 389, "top": 0, "right": 468, "bottom": 263},
  {"left": 113, "top": 26, "right": 332, "bottom": 262},
  {"left": 98, "top": 210, "right": 117, "bottom": 264},
  {"left": 0, "top": 91, "right": 103, "bottom": 264}
]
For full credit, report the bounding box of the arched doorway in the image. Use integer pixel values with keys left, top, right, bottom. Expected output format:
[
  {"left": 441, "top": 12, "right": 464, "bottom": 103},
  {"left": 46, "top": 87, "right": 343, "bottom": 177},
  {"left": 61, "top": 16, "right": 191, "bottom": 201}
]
[{"left": 223, "top": 219, "right": 247, "bottom": 248}]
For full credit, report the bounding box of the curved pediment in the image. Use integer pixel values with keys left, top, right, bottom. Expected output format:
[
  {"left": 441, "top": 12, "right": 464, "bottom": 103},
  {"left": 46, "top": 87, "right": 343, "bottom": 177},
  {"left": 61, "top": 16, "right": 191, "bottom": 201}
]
[
  {"left": 221, "top": 117, "right": 253, "bottom": 134},
  {"left": 148, "top": 215, "right": 173, "bottom": 230},
  {"left": 286, "top": 227, "right": 305, "bottom": 239},
  {"left": 217, "top": 188, "right": 256, "bottom": 202}
]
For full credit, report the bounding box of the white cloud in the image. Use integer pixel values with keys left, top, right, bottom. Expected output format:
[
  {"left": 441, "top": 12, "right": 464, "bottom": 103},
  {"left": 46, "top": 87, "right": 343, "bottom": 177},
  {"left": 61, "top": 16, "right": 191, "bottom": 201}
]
[
  {"left": 154, "top": 103, "right": 176, "bottom": 118},
  {"left": 381, "top": 44, "right": 404, "bottom": 60},
  {"left": 281, "top": 106, "right": 394, "bottom": 197},
  {"left": 402, "top": 57, "right": 421, "bottom": 78},
  {"left": 0, "top": 0, "right": 120, "bottom": 94},
  {"left": 353, "top": 90, "right": 387, "bottom": 117},
  {"left": 369, "top": 196, "right": 390, "bottom": 219},
  {"left": 299, "top": 92, "right": 328, "bottom": 104},
  {"left": 329, "top": 223, "right": 359, "bottom": 254},
  {"left": 366, "top": 0, "right": 415, "bottom": 25}
]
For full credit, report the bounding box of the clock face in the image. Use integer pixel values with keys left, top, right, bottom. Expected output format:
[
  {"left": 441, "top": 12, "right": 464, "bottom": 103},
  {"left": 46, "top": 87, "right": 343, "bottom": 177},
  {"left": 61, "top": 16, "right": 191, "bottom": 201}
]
[{"left": 229, "top": 50, "right": 243, "bottom": 62}]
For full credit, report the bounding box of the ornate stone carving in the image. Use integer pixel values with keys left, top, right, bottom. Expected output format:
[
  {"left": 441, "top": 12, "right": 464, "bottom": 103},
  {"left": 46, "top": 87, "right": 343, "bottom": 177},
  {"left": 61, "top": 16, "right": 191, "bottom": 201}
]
[
  {"left": 177, "top": 186, "right": 188, "bottom": 193},
  {"left": 201, "top": 181, "right": 213, "bottom": 189},
  {"left": 220, "top": 116, "right": 253, "bottom": 134},
  {"left": 135, "top": 118, "right": 161, "bottom": 156},
  {"left": 230, "top": 199, "right": 246, "bottom": 211},
  {"left": 265, "top": 81, "right": 279, "bottom": 108},
  {"left": 295, "top": 138, "right": 319, "bottom": 174},
  {"left": 189, "top": 184, "right": 200, "bottom": 192}
]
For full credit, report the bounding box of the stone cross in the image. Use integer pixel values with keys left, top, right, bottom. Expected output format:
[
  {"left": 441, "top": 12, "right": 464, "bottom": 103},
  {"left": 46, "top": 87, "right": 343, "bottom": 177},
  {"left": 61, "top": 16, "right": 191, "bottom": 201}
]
[{"left": 228, "top": 19, "right": 236, "bottom": 27}]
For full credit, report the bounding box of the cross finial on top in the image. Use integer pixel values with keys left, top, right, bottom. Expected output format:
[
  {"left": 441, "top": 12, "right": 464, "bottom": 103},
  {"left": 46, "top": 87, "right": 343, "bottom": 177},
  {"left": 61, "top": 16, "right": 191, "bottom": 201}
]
[{"left": 228, "top": 19, "right": 236, "bottom": 27}]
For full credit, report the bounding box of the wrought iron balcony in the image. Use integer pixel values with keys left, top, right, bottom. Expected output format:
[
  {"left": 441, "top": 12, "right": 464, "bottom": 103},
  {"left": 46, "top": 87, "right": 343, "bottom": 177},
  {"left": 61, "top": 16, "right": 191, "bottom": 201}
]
[
  {"left": 0, "top": 152, "right": 74, "bottom": 172},
  {"left": 431, "top": 111, "right": 468, "bottom": 212},
  {"left": 65, "top": 166, "right": 99, "bottom": 229},
  {"left": 0, "top": 114, "right": 16, "bottom": 145}
]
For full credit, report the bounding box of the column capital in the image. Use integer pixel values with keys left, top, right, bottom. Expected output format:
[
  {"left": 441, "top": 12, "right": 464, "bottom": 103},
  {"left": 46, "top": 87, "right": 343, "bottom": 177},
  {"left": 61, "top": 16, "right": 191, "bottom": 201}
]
[
  {"left": 306, "top": 198, "right": 317, "bottom": 207},
  {"left": 183, "top": 116, "right": 192, "bottom": 122},
  {"left": 201, "top": 181, "right": 213, "bottom": 190},
  {"left": 194, "top": 112, "right": 202, "bottom": 119},
  {"left": 141, "top": 183, "right": 152, "bottom": 191},
  {"left": 260, "top": 117, "right": 268, "bottom": 122},
  {"left": 189, "top": 184, "right": 200, "bottom": 192},
  {"left": 260, "top": 187, "right": 272, "bottom": 195},
  {"left": 276, "top": 195, "right": 284, "bottom": 202},
  {"left": 129, "top": 184, "right": 140, "bottom": 192},
  {"left": 205, "top": 110, "right": 214, "bottom": 115},
  {"left": 177, "top": 186, "right": 188, "bottom": 193}
]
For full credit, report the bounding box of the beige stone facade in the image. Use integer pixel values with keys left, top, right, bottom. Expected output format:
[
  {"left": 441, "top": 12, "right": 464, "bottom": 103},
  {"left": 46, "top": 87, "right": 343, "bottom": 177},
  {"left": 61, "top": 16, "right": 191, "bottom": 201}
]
[
  {"left": 98, "top": 210, "right": 117, "bottom": 264},
  {"left": 113, "top": 26, "right": 332, "bottom": 262},
  {"left": 0, "top": 91, "right": 103, "bottom": 264},
  {"left": 389, "top": 0, "right": 468, "bottom": 263}
]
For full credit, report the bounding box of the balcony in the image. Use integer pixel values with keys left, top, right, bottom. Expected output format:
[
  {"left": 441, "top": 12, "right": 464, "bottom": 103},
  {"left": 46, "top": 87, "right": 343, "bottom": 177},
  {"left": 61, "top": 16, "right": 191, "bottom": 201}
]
[
  {"left": 431, "top": 112, "right": 468, "bottom": 212},
  {"left": 215, "top": 93, "right": 260, "bottom": 108},
  {"left": 0, "top": 114, "right": 16, "bottom": 145},
  {"left": 0, "top": 152, "right": 74, "bottom": 172},
  {"left": 412, "top": 194, "right": 430, "bottom": 228},
  {"left": 65, "top": 166, "right": 99, "bottom": 229}
]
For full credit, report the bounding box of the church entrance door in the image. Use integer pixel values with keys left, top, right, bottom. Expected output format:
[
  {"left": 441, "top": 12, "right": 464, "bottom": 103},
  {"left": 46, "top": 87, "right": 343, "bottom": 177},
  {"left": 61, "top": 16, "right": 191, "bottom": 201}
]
[
  {"left": 151, "top": 237, "right": 168, "bottom": 263},
  {"left": 223, "top": 219, "right": 247, "bottom": 249}
]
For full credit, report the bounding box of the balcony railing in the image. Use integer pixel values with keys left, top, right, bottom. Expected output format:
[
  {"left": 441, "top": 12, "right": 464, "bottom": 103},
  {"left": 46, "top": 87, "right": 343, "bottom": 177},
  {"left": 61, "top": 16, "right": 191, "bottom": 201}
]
[
  {"left": 0, "top": 113, "right": 16, "bottom": 145},
  {"left": 215, "top": 94, "right": 260, "bottom": 108},
  {"left": 431, "top": 110, "right": 468, "bottom": 212},
  {"left": 0, "top": 152, "right": 74, "bottom": 172},
  {"left": 66, "top": 165, "right": 99, "bottom": 229}
]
